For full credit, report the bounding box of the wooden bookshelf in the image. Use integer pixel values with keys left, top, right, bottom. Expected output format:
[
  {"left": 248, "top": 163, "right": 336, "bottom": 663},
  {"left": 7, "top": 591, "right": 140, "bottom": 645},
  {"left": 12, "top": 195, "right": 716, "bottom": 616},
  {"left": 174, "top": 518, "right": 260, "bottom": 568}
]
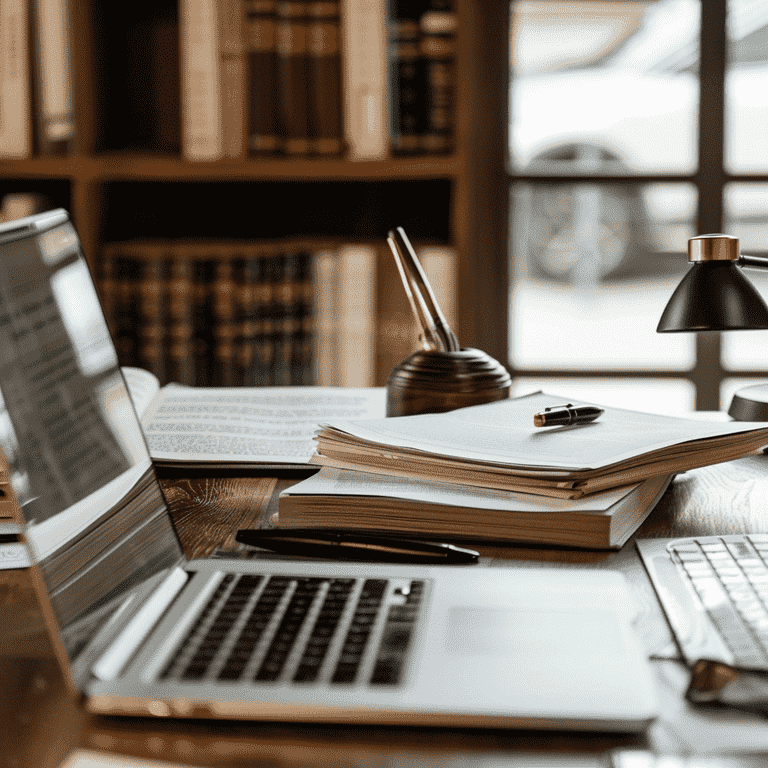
[{"left": 0, "top": 0, "right": 510, "bottom": 384}]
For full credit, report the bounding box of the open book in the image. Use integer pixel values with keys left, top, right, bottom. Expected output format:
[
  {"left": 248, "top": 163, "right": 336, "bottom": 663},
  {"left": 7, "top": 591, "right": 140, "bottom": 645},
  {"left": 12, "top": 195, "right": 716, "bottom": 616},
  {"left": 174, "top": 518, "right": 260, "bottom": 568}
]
[
  {"left": 277, "top": 467, "right": 674, "bottom": 549},
  {"left": 122, "top": 367, "right": 386, "bottom": 470},
  {"left": 311, "top": 391, "right": 768, "bottom": 498}
]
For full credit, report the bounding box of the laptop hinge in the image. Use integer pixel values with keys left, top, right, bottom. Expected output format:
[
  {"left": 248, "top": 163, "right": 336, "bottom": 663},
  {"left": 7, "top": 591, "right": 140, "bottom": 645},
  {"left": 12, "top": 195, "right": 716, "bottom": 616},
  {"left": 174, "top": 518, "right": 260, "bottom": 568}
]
[{"left": 91, "top": 567, "right": 189, "bottom": 681}]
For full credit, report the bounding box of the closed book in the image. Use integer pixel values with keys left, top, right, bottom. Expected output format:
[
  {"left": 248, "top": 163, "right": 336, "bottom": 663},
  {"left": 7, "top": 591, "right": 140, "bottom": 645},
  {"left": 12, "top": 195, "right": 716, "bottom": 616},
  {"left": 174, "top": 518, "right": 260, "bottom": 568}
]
[
  {"left": 337, "top": 244, "right": 376, "bottom": 387},
  {"left": 245, "top": 0, "right": 281, "bottom": 154},
  {"left": 312, "top": 248, "right": 340, "bottom": 386},
  {"left": 277, "top": 467, "right": 675, "bottom": 549},
  {"left": 139, "top": 256, "right": 172, "bottom": 384},
  {"left": 220, "top": 0, "right": 248, "bottom": 159},
  {"left": 389, "top": 0, "right": 423, "bottom": 155},
  {"left": 276, "top": 0, "right": 312, "bottom": 155},
  {"left": 180, "top": 0, "right": 224, "bottom": 160},
  {"left": 31, "top": 0, "right": 74, "bottom": 155},
  {"left": 419, "top": 0, "right": 455, "bottom": 154},
  {"left": 308, "top": 0, "right": 343, "bottom": 155},
  {"left": 192, "top": 259, "right": 217, "bottom": 385},
  {"left": 341, "top": 0, "right": 388, "bottom": 160},
  {"left": 166, "top": 256, "right": 195, "bottom": 386},
  {"left": 213, "top": 259, "right": 237, "bottom": 386},
  {"left": 0, "top": 0, "right": 32, "bottom": 159}
]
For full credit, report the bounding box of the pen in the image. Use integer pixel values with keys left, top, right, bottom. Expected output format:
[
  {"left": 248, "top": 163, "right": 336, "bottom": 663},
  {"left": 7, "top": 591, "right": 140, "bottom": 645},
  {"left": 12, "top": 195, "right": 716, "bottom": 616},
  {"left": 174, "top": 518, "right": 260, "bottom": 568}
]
[
  {"left": 235, "top": 529, "right": 479, "bottom": 564},
  {"left": 533, "top": 403, "right": 604, "bottom": 428},
  {"left": 386, "top": 226, "right": 460, "bottom": 354}
]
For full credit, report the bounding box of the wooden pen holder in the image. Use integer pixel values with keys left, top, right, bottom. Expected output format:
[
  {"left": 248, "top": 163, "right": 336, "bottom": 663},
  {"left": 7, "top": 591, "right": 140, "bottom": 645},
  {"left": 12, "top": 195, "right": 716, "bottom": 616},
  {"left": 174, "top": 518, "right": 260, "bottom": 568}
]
[{"left": 386, "top": 347, "right": 512, "bottom": 417}]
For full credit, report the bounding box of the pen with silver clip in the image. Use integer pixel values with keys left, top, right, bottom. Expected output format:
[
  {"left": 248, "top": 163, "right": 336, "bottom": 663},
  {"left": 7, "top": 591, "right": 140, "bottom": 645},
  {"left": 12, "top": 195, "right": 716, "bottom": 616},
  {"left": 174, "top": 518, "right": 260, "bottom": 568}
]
[{"left": 235, "top": 529, "right": 479, "bottom": 564}]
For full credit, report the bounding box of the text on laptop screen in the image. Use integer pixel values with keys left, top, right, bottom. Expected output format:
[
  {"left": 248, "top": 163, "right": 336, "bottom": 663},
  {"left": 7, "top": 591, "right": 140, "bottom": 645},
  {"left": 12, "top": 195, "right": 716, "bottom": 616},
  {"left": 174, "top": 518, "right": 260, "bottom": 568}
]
[{"left": 0, "top": 211, "right": 183, "bottom": 658}]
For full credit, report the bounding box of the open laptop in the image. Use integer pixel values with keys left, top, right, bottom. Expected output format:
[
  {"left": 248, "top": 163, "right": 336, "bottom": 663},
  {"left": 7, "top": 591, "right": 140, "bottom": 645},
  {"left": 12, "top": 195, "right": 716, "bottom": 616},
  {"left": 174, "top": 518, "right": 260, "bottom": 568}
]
[{"left": 0, "top": 209, "right": 659, "bottom": 731}]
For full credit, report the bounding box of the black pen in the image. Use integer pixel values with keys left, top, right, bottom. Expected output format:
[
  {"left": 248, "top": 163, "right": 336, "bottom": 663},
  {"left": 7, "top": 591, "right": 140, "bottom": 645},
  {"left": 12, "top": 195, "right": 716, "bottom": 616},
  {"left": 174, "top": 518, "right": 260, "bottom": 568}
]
[
  {"left": 235, "top": 529, "right": 479, "bottom": 564},
  {"left": 533, "top": 403, "right": 604, "bottom": 428}
]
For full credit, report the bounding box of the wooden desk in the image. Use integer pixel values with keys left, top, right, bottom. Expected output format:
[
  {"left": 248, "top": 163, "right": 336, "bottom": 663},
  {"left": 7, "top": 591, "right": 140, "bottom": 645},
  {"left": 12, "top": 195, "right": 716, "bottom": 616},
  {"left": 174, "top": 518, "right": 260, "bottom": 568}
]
[{"left": 6, "top": 454, "right": 768, "bottom": 768}]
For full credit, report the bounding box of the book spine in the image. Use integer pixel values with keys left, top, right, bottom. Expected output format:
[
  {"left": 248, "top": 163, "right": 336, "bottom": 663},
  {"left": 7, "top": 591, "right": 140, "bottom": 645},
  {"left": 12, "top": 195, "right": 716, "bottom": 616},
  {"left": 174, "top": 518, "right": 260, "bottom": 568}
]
[
  {"left": 0, "top": 0, "right": 32, "bottom": 158},
  {"left": 308, "top": 0, "right": 344, "bottom": 156},
  {"left": 245, "top": 0, "right": 281, "bottom": 155},
  {"left": 276, "top": 0, "right": 312, "bottom": 155},
  {"left": 389, "top": 0, "right": 423, "bottom": 156},
  {"left": 192, "top": 258, "right": 217, "bottom": 385},
  {"left": 341, "top": 0, "right": 388, "bottom": 160},
  {"left": 312, "top": 248, "right": 340, "bottom": 386},
  {"left": 110, "top": 246, "right": 144, "bottom": 367},
  {"left": 219, "top": 0, "right": 248, "bottom": 159},
  {"left": 180, "top": 0, "right": 224, "bottom": 161},
  {"left": 419, "top": 0, "right": 456, "bottom": 155},
  {"left": 418, "top": 244, "right": 456, "bottom": 330},
  {"left": 31, "top": 0, "right": 74, "bottom": 155},
  {"left": 167, "top": 255, "right": 195, "bottom": 385},
  {"left": 213, "top": 259, "right": 237, "bottom": 386},
  {"left": 139, "top": 252, "right": 171, "bottom": 384},
  {"left": 237, "top": 254, "right": 260, "bottom": 384},
  {"left": 294, "top": 249, "right": 314, "bottom": 385},
  {"left": 253, "top": 253, "right": 277, "bottom": 385},
  {"left": 338, "top": 244, "right": 376, "bottom": 387},
  {"left": 273, "top": 251, "right": 295, "bottom": 386}
]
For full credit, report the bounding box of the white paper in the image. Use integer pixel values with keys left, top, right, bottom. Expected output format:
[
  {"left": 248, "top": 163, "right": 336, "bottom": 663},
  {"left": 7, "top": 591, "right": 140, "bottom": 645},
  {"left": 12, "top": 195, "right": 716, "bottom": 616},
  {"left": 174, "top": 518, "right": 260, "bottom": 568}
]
[
  {"left": 283, "top": 466, "right": 636, "bottom": 512},
  {"left": 320, "top": 392, "right": 768, "bottom": 471},
  {"left": 141, "top": 386, "right": 386, "bottom": 464}
]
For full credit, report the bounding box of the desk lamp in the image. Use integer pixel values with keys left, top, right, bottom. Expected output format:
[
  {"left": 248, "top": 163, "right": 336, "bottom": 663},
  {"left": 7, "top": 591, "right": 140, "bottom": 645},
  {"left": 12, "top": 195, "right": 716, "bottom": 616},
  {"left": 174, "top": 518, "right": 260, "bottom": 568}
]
[{"left": 657, "top": 233, "right": 768, "bottom": 420}]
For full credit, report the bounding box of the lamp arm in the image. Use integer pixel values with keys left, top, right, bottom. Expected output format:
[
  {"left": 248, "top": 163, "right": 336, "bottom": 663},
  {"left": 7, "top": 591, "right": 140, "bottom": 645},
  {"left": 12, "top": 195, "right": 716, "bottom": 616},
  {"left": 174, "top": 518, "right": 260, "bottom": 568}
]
[{"left": 739, "top": 254, "right": 768, "bottom": 270}]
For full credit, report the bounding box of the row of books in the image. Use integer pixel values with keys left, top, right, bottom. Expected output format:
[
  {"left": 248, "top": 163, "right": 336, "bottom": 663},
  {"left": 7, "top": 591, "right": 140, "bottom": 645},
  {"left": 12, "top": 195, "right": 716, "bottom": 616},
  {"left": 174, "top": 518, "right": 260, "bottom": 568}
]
[
  {"left": 0, "top": 0, "right": 74, "bottom": 159},
  {"left": 95, "top": 238, "right": 455, "bottom": 389},
  {"left": 0, "top": 0, "right": 456, "bottom": 161},
  {"left": 184, "top": 0, "right": 458, "bottom": 160}
]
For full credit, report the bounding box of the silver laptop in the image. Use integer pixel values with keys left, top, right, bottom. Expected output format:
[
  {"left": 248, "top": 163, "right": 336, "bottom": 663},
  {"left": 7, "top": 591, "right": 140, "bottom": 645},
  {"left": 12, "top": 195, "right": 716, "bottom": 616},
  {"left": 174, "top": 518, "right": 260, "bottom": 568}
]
[{"left": 0, "top": 210, "right": 659, "bottom": 731}]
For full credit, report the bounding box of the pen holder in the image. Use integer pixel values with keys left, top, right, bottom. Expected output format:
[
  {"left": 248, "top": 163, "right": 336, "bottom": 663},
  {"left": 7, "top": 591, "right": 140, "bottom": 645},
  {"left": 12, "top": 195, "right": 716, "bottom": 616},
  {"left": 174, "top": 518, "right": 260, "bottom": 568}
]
[{"left": 386, "top": 348, "right": 512, "bottom": 417}]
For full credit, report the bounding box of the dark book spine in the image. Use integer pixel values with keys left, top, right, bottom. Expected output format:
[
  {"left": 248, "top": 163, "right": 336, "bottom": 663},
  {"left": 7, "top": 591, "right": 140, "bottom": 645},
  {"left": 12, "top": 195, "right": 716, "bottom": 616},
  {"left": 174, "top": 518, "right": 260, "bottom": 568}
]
[
  {"left": 253, "top": 253, "right": 276, "bottom": 386},
  {"left": 167, "top": 255, "right": 195, "bottom": 385},
  {"left": 139, "top": 254, "right": 171, "bottom": 384},
  {"left": 245, "top": 0, "right": 281, "bottom": 155},
  {"left": 389, "top": 0, "right": 425, "bottom": 156},
  {"left": 419, "top": 0, "right": 455, "bottom": 155},
  {"left": 112, "top": 252, "right": 143, "bottom": 371},
  {"left": 230, "top": 256, "right": 248, "bottom": 386},
  {"left": 192, "top": 259, "right": 217, "bottom": 386},
  {"left": 307, "top": 0, "right": 343, "bottom": 156},
  {"left": 237, "top": 255, "right": 261, "bottom": 385},
  {"left": 276, "top": 0, "right": 312, "bottom": 155},
  {"left": 213, "top": 259, "right": 237, "bottom": 386},
  {"left": 294, "top": 249, "right": 314, "bottom": 385},
  {"left": 273, "top": 252, "right": 294, "bottom": 386}
]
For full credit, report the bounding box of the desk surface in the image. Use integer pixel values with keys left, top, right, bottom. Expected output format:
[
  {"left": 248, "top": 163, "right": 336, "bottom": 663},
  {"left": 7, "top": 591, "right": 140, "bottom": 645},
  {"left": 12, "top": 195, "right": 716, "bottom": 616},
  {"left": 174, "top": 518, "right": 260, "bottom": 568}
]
[{"left": 6, "top": 454, "right": 768, "bottom": 768}]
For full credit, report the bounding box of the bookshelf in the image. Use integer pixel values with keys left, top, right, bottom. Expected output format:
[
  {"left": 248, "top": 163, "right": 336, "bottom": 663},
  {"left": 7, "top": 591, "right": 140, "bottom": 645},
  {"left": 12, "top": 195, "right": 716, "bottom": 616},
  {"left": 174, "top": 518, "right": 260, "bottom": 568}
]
[{"left": 0, "top": 0, "right": 509, "bottom": 387}]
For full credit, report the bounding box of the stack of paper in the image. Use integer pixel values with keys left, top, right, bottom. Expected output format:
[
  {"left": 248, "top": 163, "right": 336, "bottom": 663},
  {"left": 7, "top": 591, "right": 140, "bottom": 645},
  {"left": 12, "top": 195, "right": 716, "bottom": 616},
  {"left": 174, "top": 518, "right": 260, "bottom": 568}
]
[{"left": 309, "top": 392, "right": 768, "bottom": 499}]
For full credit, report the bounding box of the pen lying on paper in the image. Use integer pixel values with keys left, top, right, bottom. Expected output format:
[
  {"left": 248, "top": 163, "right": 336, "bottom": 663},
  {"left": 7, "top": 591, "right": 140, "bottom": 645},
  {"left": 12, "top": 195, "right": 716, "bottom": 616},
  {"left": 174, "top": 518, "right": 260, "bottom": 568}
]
[
  {"left": 235, "top": 529, "right": 480, "bottom": 564},
  {"left": 533, "top": 403, "right": 604, "bottom": 428}
]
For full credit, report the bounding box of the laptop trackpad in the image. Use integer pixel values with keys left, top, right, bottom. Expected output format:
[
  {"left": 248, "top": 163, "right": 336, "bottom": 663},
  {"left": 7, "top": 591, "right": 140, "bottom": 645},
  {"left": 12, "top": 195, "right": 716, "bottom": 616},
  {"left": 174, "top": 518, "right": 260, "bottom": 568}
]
[{"left": 446, "top": 607, "right": 623, "bottom": 659}]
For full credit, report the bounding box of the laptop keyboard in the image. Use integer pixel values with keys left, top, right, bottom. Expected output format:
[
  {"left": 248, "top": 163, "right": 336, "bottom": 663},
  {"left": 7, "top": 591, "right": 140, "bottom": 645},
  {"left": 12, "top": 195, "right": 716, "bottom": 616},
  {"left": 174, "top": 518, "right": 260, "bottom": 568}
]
[
  {"left": 644, "top": 534, "right": 768, "bottom": 669},
  {"left": 159, "top": 574, "right": 424, "bottom": 686}
]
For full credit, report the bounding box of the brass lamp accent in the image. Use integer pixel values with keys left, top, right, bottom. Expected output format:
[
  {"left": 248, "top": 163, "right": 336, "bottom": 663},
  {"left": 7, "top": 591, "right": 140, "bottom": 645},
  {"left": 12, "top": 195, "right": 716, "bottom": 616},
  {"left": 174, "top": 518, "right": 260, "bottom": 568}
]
[{"left": 657, "top": 234, "right": 768, "bottom": 420}]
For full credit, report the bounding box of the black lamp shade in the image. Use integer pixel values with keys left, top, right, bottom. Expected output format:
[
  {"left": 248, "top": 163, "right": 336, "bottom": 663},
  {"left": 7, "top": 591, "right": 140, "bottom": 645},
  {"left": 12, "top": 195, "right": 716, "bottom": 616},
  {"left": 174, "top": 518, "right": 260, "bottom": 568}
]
[{"left": 657, "top": 261, "right": 768, "bottom": 332}]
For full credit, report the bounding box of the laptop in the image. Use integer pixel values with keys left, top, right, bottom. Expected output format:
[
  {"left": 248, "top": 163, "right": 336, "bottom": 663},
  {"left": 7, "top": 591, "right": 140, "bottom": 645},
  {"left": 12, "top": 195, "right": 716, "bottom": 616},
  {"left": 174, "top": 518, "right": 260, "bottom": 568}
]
[{"left": 0, "top": 209, "right": 659, "bottom": 731}]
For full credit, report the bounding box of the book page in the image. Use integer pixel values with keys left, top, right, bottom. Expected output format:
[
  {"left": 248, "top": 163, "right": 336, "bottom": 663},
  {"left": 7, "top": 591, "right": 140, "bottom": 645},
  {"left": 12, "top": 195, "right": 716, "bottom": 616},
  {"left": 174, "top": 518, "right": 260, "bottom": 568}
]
[
  {"left": 141, "top": 387, "right": 386, "bottom": 464},
  {"left": 318, "top": 392, "right": 768, "bottom": 472},
  {"left": 121, "top": 366, "right": 161, "bottom": 419}
]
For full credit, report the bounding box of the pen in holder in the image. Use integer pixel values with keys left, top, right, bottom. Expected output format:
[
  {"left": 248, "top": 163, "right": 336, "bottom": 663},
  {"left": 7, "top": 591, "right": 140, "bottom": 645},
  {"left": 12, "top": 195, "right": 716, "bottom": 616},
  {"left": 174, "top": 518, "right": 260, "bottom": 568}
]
[{"left": 385, "top": 227, "right": 511, "bottom": 417}]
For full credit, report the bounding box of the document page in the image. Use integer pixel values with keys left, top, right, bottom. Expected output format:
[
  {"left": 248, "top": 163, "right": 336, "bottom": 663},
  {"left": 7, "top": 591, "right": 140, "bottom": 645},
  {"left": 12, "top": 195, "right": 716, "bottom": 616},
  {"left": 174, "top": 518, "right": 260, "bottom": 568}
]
[
  {"left": 318, "top": 392, "right": 768, "bottom": 472},
  {"left": 141, "top": 386, "right": 387, "bottom": 465}
]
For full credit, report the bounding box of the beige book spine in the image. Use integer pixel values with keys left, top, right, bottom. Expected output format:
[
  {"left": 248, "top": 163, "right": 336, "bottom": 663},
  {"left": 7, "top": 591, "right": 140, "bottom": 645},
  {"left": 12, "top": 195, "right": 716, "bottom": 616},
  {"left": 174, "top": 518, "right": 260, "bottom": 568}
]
[
  {"left": 337, "top": 244, "right": 376, "bottom": 386},
  {"left": 181, "top": 0, "right": 224, "bottom": 160},
  {"left": 0, "top": 0, "right": 32, "bottom": 158}
]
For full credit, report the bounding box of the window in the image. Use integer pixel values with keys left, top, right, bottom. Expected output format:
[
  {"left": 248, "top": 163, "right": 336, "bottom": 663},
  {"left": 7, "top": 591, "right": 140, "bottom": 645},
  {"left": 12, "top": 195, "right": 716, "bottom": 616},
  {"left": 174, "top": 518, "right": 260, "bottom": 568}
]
[{"left": 508, "top": 0, "right": 768, "bottom": 412}]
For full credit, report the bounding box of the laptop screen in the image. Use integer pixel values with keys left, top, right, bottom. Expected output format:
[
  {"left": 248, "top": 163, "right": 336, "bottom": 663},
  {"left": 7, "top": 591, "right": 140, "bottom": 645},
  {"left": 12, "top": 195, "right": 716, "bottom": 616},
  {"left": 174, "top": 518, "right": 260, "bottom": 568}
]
[{"left": 0, "top": 210, "right": 183, "bottom": 658}]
